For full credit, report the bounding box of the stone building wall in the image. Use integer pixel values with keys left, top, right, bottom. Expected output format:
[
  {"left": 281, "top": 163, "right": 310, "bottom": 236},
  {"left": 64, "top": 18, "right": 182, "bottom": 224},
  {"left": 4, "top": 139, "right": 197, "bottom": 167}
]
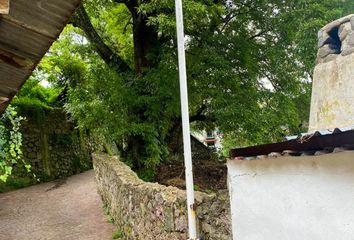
[
  {"left": 93, "top": 153, "right": 231, "bottom": 240},
  {"left": 17, "top": 109, "right": 93, "bottom": 182},
  {"left": 309, "top": 14, "right": 354, "bottom": 131}
]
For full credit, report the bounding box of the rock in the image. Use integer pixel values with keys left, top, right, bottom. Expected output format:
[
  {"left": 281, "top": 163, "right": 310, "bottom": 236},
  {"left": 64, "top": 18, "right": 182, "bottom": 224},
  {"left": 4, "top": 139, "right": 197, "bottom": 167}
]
[
  {"left": 341, "top": 47, "right": 354, "bottom": 56},
  {"left": 323, "top": 54, "right": 338, "bottom": 63},
  {"left": 317, "top": 44, "right": 340, "bottom": 59},
  {"left": 322, "top": 20, "right": 340, "bottom": 34},
  {"left": 317, "top": 32, "right": 332, "bottom": 48},
  {"left": 351, "top": 16, "right": 354, "bottom": 30},
  {"left": 339, "top": 22, "right": 351, "bottom": 41},
  {"left": 165, "top": 178, "right": 185, "bottom": 189},
  {"left": 92, "top": 153, "right": 231, "bottom": 240},
  {"left": 342, "top": 32, "right": 354, "bottom": 51},
  {"left": 310, "top": 35, "right": 354, "bottom": 131},
  {"left": 174, "top": 215, "right": 187, "bottom": 232},
  {"left": 318, "top": 29, "right": 324, "bottom": 39}
]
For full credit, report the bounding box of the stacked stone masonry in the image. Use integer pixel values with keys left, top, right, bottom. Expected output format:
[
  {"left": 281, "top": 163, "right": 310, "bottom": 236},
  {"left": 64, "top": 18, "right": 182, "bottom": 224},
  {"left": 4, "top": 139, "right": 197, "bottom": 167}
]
[
  {"left": 317, "top": 14, "right": 354, "bottom": 63},
  {"left": 18, "top": 109, "right": 93, "bottom": 181},
  {"left": 93, "top": 153, "right": 231, "bottom": 240},
  {"left": 309, "top": 14, "right": 354, "bottom": 131}
]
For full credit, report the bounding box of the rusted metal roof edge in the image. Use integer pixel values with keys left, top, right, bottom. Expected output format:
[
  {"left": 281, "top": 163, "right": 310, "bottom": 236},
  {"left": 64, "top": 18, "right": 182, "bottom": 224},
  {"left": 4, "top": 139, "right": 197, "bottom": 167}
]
[{"left": 229, "top": 129, "right": 354, "bottom": 160}]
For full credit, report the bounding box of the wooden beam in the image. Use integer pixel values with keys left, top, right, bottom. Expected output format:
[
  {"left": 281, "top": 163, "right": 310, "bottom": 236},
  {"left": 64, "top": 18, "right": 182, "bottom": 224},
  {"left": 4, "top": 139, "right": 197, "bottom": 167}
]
[
  {"left": 0, "top": 0, "right": 9, "bottom": 15},
  {"left": 0, "top": 96, "right": 9, "bottom": 104},
  {"left": 0, "top": 49, "right": 33, "bottom": 69}
]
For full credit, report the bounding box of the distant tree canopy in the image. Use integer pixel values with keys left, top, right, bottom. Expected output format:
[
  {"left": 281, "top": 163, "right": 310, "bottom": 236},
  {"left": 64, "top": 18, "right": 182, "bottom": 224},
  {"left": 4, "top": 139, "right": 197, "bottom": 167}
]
[{"left": 30, "top": 0, "right": 353, "bottom": 178}]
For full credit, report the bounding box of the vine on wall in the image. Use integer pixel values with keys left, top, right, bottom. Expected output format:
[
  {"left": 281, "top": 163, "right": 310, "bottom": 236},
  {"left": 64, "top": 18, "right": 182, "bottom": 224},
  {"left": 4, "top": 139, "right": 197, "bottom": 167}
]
[{"left": 0, "top": 106, "right": 30, "bottom": 182}]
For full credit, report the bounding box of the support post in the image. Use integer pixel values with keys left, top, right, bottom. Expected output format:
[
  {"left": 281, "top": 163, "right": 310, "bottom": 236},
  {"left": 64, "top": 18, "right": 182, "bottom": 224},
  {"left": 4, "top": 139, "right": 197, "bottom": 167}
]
[
  {"left": 0, "top": 0, "right": 9, "bottom": 15},
  {"left": 174, "top": 0, "right": 198, "bottom": 239}
]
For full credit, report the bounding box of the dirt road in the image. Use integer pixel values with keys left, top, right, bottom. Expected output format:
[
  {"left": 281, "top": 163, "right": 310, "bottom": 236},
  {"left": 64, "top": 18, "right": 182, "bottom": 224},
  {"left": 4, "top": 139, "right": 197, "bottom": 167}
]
[{"left": 0, "top": 170, "right": 115, "bottom": 240}]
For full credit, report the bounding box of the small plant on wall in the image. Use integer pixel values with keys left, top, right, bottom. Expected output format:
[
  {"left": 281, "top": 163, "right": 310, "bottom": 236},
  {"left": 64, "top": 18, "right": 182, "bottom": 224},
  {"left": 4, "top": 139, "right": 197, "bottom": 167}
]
[{"left": 0, "top": 106, "right": 31, "bottom": 182}]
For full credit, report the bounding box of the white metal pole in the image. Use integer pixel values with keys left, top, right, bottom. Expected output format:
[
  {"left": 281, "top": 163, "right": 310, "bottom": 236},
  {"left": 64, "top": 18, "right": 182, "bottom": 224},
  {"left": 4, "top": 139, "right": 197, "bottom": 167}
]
[{"left": 175, "top": 0, "right": 198, "bottom": 239}]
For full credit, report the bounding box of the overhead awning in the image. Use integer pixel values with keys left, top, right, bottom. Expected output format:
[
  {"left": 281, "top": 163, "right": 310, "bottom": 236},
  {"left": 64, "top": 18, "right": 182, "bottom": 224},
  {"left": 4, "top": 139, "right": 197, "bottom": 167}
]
[
  {"left": 0, "top": 0, "right": 81, "bottom": 113},
  {"left": 0, "top": 0, "right": 9, "bottom": 14}
]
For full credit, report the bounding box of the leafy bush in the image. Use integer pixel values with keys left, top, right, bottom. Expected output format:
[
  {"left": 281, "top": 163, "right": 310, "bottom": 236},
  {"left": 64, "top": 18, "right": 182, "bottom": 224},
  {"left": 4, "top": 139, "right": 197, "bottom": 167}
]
[{"left": 0, "top": 106, "right": 29, "bottom": 182}]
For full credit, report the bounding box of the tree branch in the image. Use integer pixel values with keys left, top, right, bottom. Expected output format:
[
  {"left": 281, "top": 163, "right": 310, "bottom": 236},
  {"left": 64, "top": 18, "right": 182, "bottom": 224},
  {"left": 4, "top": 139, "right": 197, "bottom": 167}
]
[
  {"left": 72, "top": 4, "right": 131, "bottom": 73},
  {"left": 189, "top": 104, "right": 216, "bottom": 123},
  {"left": 114, "top": 0, "right": 138, "bottom": 16},
  {"left": 248, "top": 30, "right": 269, "bottom": 40}
]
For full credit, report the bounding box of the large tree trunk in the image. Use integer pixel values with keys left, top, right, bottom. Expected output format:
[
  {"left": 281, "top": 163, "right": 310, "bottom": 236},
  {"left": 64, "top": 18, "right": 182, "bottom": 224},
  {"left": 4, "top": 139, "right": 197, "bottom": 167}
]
[
  {"left": 125, "top": 1, "right": 161, "bottom": 74},
  {"left": 128, "top": 136, "right": 143, "bottom": 170},
  {"left": 166, "top": 120, "right": 184, "bottom": 155}
]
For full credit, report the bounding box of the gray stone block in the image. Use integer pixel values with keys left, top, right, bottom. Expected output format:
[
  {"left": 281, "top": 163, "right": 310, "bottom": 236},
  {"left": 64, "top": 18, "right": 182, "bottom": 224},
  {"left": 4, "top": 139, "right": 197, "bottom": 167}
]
[
  {"left": 318, "top": 29, "right": 324, "bottom": 39},
  {"left": 342, "top": 32, "right": 354, "bottom": 51},
  {"left": 341, "top": 47, "right": 354, "bottom": 56},
  {"left": 339, "top": 22, "right": 351, "bottom": 41},
  {"left": 322, "top": 20, "right": 340, "bottom": 33},
  {"left": 318, "top": 44, "right": 340, "bottom": 59},
  {"left": 323, "top": 54, "right": 338, "bottom": 63},
  {"left": 318, "top": 32, "right": 332, "bottom": 48}
]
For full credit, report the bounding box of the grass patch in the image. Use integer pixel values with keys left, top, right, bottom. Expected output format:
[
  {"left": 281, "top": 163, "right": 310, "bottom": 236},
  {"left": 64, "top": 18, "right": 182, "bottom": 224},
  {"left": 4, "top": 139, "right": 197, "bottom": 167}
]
[
  {"left": 102, "top": 204, "right": 114, "bottom": 224},
  {"left": 102, "top": 204, "right": 124, "bottom": 239},
  {"left": 112, "top": 229, "right": 124, "bottom": 239}
]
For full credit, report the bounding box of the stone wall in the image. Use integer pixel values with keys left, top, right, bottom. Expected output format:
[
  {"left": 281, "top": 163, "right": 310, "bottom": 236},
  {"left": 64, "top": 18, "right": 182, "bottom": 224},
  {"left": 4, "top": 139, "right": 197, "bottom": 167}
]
[
  {"left": 309, "top": 14, "right": 354, "bottom": 131},
  {"left": 17, "top": 109, "right": 93, "bottom": 182},
  {"left": 317, "top": 14, "right": 354, "bottom": 63},
  {"left": 93, "top": 153, "right": 231, "bottom": 240}
]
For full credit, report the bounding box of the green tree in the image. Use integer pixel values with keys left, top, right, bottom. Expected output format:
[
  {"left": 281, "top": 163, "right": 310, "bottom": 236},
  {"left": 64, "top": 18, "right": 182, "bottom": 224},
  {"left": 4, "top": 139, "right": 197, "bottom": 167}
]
[{"left": 32, "top": 0, "right": 352, "bottom": 178}]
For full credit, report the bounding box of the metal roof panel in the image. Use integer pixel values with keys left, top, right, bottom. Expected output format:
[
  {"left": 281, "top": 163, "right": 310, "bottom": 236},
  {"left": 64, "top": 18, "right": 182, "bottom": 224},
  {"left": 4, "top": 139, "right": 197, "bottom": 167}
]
[{"left": 0, "top": 0, "right": 81, "bottom": 114}]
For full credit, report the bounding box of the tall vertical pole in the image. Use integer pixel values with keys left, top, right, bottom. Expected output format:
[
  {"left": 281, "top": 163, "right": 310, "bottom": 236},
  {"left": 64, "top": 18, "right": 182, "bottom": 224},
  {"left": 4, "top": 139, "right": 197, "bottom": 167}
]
[{"left": 175, "top": 0, "right": 198, "bottom": 239}]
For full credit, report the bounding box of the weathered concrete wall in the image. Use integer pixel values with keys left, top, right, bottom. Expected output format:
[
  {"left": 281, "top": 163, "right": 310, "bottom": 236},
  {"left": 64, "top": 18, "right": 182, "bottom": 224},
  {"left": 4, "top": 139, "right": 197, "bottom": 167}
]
[
  {"left": 93, "top": 153, "right": 231, "bottom": 240},
  {"left": 309, "top": 14, "right": 354, "bottom": 131},
  {"left": 17, "top": 109, "right": 93, "bottom": 181},
  {"left": 228, "top": 151, "right": 354, "bottom": 240}
]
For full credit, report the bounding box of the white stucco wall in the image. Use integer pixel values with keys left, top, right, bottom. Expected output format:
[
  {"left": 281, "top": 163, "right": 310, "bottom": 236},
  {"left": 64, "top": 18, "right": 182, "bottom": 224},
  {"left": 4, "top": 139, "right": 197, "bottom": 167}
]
[{"left": 227, "top": 151, "right": 354, "bottom": 240}]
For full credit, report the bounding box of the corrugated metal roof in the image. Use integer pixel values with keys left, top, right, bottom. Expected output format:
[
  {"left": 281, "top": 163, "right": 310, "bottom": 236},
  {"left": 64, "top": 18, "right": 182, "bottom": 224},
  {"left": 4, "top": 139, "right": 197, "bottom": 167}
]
[
  {"left": 0, "top": 0, "right": 81, "bottom": 113},
  {"left": 229, "top": 126, "right": 354, "bottom": 160},
  {"left": 285, "top": 126, "right": 354, "bottom": 141}
]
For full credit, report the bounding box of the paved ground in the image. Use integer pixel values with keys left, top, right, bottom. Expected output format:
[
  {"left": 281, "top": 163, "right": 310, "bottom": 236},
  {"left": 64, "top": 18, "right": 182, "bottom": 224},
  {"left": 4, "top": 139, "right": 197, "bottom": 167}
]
[{"left": 0, "top": 170, "right": 115, "bottom": 240}]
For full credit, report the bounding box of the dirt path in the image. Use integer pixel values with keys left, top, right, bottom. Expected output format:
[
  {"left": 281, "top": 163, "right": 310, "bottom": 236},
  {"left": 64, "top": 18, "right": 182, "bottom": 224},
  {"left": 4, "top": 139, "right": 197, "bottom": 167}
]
[{"left": 0, "top": 170, "right": 115, "bottom": 240}]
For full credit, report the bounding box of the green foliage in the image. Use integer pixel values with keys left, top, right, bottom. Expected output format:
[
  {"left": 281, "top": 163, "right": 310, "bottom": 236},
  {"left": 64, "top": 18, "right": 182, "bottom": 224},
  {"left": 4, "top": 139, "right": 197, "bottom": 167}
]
[
  {"left": 0, "top": 80, "right": 61, "bottom": 183},
  {"left": 16, "top": 79, "right": 60, "bottom": 104},
  {"left": 62, "top": 58, "right": 169, "bottom": 180},
  {"left": 0, "top": 176, "right": 33, "bottom": 193},
  {"left": 12, "top": 79, "right": 61, "bottom": 126},
  {"left": 0, "top": 106, "right": 28, "bottom": 182},
  {"left": 30, "top": 0, "right": 353, "bottom": 176},
  {"left": 102, "top": 203, "right": 114, "bottom": 224},
  {"left": 112, "top": 229, "right": 124, "bottom": 239}
]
